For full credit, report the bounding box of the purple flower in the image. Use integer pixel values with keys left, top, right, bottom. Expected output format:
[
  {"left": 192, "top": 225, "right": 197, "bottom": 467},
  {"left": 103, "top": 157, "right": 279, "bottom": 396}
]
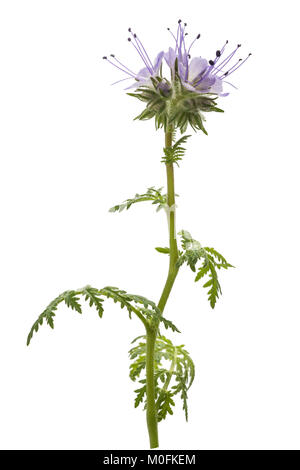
[
  {"left": 103, "top": 21, "right": 251, "bottom": 97},
  {"left": 165, "top": 20, "right": 251, "bottom": 96},
  {"left": 103, "top": 28, "right": 165, "bottom": 90}
]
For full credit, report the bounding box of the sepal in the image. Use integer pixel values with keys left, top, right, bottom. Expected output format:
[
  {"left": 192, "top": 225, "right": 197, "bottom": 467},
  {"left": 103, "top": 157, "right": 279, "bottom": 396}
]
[{"left": 128, "top": 77, "right": 223, "bottom": 134}]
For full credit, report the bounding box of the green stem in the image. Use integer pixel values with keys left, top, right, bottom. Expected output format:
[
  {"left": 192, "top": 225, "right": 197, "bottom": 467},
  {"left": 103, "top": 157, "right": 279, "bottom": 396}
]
[
  {"left": 158, "top": 128, "right": 179, "bottom": 312},
  {"left": 145, "top": 127, "right": 179, "bottom": 449},
  {"left": 145, "top": 325, "right": 159, "bottom": 448}
]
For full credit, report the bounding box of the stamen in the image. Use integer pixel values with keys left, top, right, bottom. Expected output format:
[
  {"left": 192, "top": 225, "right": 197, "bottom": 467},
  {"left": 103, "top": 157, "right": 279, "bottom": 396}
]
[
  {"left": 167, "top": 27, "right": 177, "bottom": 42},
  {"left": 187, "top": 34, "right": 201, "bottom": 55},
  {"left": 175, "top": 22, "right": 181, "bottom": 55},
  {"left": 181, "top": 25, "right": 189, "bottom": 80},
  {"left": 110, "top": 54, "right": 137, "bottom": 76},
  {"left": 212, "top": 44, "right": 241, "bottom": 75},
  {"left": 132, "top": 31, "right": 154, "bottom": 72},
  {"left": 220, "top": 58, "right": 242, "bottom": 77},
  {"left": 178, "top": 21, "right": 184, "bottom": 60},
  {"left": 211, "top": 40, "right": 229, "bottom": 70},
  {"left": 111, "top": 77, "right": 133, "bottom": 86},
  {"left": 221, "top": 53, "right": 252, "bottom": 78},
  {"left": 104, "top": 56, "right": 137, "bottom": 78},
  {"left": 128, "top": 35, "right": 152, "bottom": 73}
]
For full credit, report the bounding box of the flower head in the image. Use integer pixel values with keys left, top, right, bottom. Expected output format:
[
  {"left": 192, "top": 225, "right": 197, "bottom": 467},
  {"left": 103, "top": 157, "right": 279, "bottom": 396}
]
[
  {"left": 103, "top": 21, "right": 251, "bottom": 133},
  {"left": 165, "top": 20, "right": 251, "bottom": 96}
]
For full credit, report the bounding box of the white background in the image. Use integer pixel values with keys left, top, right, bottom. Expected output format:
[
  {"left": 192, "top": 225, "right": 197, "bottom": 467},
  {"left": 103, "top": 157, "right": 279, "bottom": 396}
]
[{"left": 0, "top": 0, "right": 299, "bottom": 450}]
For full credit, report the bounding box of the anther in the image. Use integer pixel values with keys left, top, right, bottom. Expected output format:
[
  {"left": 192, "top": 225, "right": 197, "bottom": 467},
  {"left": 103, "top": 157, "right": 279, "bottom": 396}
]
[
  {"left": 188, "top": 54, "right": 191, "bottom": 58},
  {"left": 128, "top": 28, "right": 131, "bottom": 32},
  {"left": 128, "top": 38, "right": 131, "bottom": 42},
  {"left": 249, "top": 53, "right": 252, "bottom": 56},
  {"left": 103, "top": 56, "right": 107, "bottom": 59},
  {"left": 237, "top": 44, "right": 241, "bottom": 48},
  {"left": 197, "top": 34, "right": 201, "bottom": 39},
  {"left": 178, "top": 19, "right": 182, "bottom": 23},
  {"left": 216, "top": 50, "right": 221, "bottom": 57},
  {"left": 209, "top": 60, "right": 215, "bottom": 66},
  {"left": 134, "top": 33, "right": 137, "bottom": 38},
  {"left": 184, "top": 23, "right": 187, "bottom": 26},
  {"left": 110, "top": 54, "right": 115, "bottom": 57}
]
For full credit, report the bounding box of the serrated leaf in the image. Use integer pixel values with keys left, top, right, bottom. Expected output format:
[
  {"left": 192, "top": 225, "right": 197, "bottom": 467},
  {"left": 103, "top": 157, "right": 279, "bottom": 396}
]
[
  {"left": 134, "top": 385, "right": 147, "bottom": 408},
  {"left": 178, "top": 230, "right": 233, "bottom": 308},
  {"left": 162, "top": 135, "right": 191, "bottom": 166},
  {"left": 81, "top": 285, "right": 104, "bottom": 318},
  {"left": 109, "top": 187, "right": 168, "bottom": 214},
  {"left": 129, "top": 335, "right": 195, "bottom": 422},
  {"left": 62, "top": 290, "right": 82, "bottom": 313}
]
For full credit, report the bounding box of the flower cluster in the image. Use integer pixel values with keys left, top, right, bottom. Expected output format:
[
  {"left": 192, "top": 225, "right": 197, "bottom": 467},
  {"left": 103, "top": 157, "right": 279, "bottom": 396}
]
[{"left": 103, "top": 20, "right": 251, "bottom": 133}]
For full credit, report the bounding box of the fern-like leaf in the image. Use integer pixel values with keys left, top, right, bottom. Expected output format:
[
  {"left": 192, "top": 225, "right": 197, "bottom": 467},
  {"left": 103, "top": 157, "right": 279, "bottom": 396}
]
[
  {"left": 26, "top": 295, "right": 63, "bottom": 346},
  {"left": 178, "top": 230, "right": 234, "bottom": 308},
  {"left": 157, "top": 391, "right": 175, "bottom": 421},
  {"left": 134, "top": 385, "right": 147, "bottom": 408},
  {"left": 162, "top": 135, "right": 191, "bottom": 166},
  {"left": 27, "top": 286, "right": 178, "bottom": 344},
  {"left": 81, "top": 285, "right": 104, "bottom": 318},
  {"left": 129, "top": 335, "right": 195, "bottom": 422},
  {"left": 62, "top": 290, "right": 82, "bottom": 313},
  {"left": 109, "top": 187, "right": 167, "bottom": 213}
]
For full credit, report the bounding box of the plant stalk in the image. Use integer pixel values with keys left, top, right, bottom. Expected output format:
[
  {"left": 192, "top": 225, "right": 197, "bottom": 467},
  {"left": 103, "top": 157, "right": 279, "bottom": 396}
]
[
  {"left": 145, "top": 127, "right": 179, "bottom": 449},
  {"left": 145, "top": 325, "right": 159, "bottom": 448}
]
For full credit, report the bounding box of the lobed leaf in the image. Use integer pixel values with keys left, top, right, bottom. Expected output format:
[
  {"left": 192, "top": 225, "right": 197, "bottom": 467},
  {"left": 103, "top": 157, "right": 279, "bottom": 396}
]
[
  {"left": 109, "top": 187, "right": 167, "bottom": 213},
  {"left": 178, "top": 230, "right": 234, "bottom": 308},
  {"left": 129, "top": 335, "right": 195, "bottom": 422}
]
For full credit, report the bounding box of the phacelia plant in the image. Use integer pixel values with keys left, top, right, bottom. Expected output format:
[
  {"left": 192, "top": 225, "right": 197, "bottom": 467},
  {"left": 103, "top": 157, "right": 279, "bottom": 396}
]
[{"left": 27, "top": 20, "right": 250, "bottom": 449}]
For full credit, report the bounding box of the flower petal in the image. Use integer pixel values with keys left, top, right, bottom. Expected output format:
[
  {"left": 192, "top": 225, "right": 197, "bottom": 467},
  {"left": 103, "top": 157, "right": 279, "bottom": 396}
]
[
  {"left": 188, "top": 57, "right": 208, "bottom": 81},
  {"left": 125, "top": 77, "right": 152, "bottom": 90},
  {"left": 209, "top": 76, "right": 223, "bottom": 94},
  {"left": 182, "top": 81, "right": 197, "bottom": 92},
  {"left": 136, "top": 67, "right": 150, "bottom": 79},
  {"left": 153, "top": 51, "right": 164, "bottom": 72},
  {"left": 164, "top": 47, "right": 176, "bottom": 68},
  {"left": 178, "top": 61, "right": 187, "bottom": 80}
]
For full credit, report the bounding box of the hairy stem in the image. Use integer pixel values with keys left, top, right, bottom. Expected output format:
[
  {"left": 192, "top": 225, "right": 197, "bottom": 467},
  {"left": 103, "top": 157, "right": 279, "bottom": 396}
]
[
  {"left": 158, "top": 128, "right": 179, "bottom": 312},
  {"left": 145, "top": 127, "right": 179, "bottom": 449},
  {"left": 145, "top": 325, "right": 159, "bottom": 448}
]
